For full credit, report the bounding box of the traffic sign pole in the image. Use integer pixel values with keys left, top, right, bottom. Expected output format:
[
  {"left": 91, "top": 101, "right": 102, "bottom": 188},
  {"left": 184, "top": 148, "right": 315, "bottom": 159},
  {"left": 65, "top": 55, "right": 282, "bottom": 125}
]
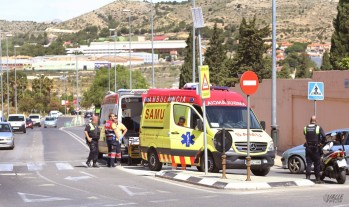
[
  {"left": 246, "top": 95, "right": 251, "bottom": 181},
  {"left": 314, "top": 100, "right": 317, "bottom": 117},
  {"left": 239, "top": 71, "right": 259, "bottom": 181}
]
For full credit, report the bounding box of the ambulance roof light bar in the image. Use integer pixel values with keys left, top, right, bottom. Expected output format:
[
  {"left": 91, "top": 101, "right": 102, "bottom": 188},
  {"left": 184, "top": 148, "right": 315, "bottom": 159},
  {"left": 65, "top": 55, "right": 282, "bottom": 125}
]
[{"left": 182, "top": 83, "right": 229, "bottom": 91}]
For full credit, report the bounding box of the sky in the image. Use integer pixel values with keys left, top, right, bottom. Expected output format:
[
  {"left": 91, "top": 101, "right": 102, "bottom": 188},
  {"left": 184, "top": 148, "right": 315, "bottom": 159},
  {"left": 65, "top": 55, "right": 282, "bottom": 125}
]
[{"left": 0, "top": 0, "right": 184, "bottom": 22}]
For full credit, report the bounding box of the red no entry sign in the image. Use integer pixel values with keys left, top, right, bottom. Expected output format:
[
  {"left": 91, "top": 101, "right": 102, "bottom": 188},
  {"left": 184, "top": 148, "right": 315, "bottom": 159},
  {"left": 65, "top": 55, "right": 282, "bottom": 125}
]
[{"left": 240, "top": 71, "right": 259, "bottom": 95}]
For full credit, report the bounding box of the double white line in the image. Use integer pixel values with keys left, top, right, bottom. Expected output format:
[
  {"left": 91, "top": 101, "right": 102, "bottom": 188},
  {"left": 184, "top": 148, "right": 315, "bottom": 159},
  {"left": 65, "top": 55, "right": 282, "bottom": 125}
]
[{"left": 59, "top": 127, "right": 89, "bottom": 150}]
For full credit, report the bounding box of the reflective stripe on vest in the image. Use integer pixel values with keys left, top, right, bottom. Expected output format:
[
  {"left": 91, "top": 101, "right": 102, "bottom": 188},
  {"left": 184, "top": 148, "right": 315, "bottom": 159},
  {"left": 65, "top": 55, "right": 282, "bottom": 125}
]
[
  {"left": 304, "top": 125, "right": 320, "bottom": 134},
  {"left": 89, "top": 123, "right": 95, "bottom": 131}
]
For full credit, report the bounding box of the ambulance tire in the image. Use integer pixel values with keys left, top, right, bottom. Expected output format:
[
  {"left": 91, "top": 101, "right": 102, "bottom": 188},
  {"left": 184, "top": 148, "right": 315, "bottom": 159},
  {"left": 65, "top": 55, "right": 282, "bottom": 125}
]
[
  {"left": 200, "top": 153, "right": 219, "bottom": 173},
  {"left": 148, "top": 150, "right": 162, "bottom": 171}
]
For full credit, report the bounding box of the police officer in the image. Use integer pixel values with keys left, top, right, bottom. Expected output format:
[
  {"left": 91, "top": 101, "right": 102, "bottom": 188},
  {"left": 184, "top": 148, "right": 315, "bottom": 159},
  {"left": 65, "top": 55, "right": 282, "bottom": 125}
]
[
  {"left": 105, "top": 113, "right": 120, "bottom": 167},
  {"left": 85, "top": 115, "right": 100, "bottom": 168},
  {"left": 304, "top": 115, "right": 326, "bottom": 183}
]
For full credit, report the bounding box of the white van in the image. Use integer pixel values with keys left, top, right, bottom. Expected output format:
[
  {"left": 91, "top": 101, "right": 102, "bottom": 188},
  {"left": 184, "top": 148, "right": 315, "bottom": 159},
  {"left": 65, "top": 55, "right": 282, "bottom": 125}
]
[
  {"left": 8, "top": 114, "right": 26, "bottom": 133},
  {"left": 49, "top": 110, "right": 60, "bottom": 118}
]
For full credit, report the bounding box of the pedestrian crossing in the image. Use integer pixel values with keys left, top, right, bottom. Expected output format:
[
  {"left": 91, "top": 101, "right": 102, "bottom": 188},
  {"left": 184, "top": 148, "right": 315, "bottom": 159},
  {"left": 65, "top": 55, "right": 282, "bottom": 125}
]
[{"left": 0, "top": 161, "right": 91, "bottom": 173}]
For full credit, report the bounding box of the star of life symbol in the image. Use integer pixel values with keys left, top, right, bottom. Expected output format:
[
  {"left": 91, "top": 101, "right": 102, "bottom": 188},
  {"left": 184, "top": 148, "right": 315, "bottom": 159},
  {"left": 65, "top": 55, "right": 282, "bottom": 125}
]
[{"left": 181, "top": 132, "right": 195, "bottom": 147}]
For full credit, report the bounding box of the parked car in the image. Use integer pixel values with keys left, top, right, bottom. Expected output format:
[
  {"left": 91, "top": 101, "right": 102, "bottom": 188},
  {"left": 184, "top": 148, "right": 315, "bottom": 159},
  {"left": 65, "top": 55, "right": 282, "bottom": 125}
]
[
  {"left": 84, "top": 111, "right": 93, "bottom": 118},
  {"left": 28, "top": 114, "right": 41, "bottom": 127},
  {"left": 71, "top": 110, "right": 82, "bottom": 115},
  {"left": 0, "top": 122, "right": 14, "bottom": 149},
  {"left": 282, "top": 129, "right": 349, "bottom": 174},
  {"left": 25, "top": 118, "right": 34, "bottom": 129},
  {"left": 44, "top": 117, "right": 58, "bottom": 128},
  {"left": 8, "top": 114, "right": 26, "bottom": 133}
]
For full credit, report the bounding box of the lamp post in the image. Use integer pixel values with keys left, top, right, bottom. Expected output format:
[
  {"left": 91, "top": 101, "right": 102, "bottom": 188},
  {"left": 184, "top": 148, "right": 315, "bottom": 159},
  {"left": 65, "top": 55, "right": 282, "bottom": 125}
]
[
  {"left": 6, "top": 34, "right": 12, "bottom": 116},
  {"left": 0, "top": 31, "right": 3, "bottom": 120},
  {"left": 123, "top": 9, "right": 132, "bottom": 89},
  {"left": 75, "top": 52, "right": 79, "bottom": 112},
  {"left": 109, "top": 28, "right": 117, "bottom": 92},
  {"left": 150, "top": 0, "right": 155, "bottom": 88},
  {"left": 14, "top": 45, "right": 20, "bottom": 114}
]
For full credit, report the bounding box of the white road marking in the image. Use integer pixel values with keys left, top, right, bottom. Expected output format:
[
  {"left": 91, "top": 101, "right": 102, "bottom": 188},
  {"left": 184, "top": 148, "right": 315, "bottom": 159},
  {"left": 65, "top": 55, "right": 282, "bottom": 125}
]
[
  {"left": 60, "top": 128, "right": 89, "bottom": 149},
  {"left": 27, "top": 163, "right": 43, "bottom": 171},
  {"left": 243, "top": 80, "right": 257, "bottom": 86},
  {"left": 118, "top": 185, "right": 154, "bottom": 196},
  {"left": 56, "top": 163, "right": 74, "bottom": 170},
  {"left": 104, "top": 203, "right": 137, "bottom": 207},
  {"left": 149, "top": 199, "right": 179, "bottom": 203},
  {"left": 80, "top": 171, "right": 98, "bottom": 178},
  {"left": 64, "top": 176, "right": 91, "bottom": 181},
  {"left": 18, "top": 192, "right": 71, "bottom": 203},
  {"left": 0, "top": 164, "right": 13, "bottom": 171},
  {"left": 38, "top": 184, "right": 55, "bottom": 187}
]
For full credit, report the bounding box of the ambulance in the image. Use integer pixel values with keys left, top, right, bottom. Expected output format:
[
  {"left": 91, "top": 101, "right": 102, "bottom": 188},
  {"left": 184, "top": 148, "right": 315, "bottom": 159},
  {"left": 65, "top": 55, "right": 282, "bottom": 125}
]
[
  {"left": 98, "top": 89, "right": 148, "bottom": 157},
  {"left": 139, "top": 85, "right": 275, "bottom": 175}
]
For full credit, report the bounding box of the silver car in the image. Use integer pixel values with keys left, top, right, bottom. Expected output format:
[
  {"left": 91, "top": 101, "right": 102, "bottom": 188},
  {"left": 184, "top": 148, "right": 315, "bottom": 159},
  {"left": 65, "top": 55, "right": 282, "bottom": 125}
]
[
  {"left": 0, "top": 122, "right": 15, "bottom": 149},
  {"left": 281, "top": 129, "right": 349, "bottom": 174},
  {"left": 44, "top": 117, "right": 57, "bottom": 128}
]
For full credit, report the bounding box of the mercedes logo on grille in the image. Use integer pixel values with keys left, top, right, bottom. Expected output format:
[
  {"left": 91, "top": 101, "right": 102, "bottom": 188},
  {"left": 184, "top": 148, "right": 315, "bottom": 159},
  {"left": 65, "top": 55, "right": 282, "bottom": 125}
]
[{"left": 250, "top": 143, "right": 257, "bottom": 151}]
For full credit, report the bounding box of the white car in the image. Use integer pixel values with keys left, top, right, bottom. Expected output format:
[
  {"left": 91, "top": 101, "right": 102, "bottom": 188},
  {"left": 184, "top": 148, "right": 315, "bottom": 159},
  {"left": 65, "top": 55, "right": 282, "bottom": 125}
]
[
  {"left": 8, "top": 114, "right": 26, "bottom": 133},
  {"left": 49, "top": 110, "right": 60, "bottom": 118},
  {"left": 0, "top": 122, "right": 14, "bottom": 149},
  {"left": 28, "top": 114, "right": 41, "bottom": 127}
]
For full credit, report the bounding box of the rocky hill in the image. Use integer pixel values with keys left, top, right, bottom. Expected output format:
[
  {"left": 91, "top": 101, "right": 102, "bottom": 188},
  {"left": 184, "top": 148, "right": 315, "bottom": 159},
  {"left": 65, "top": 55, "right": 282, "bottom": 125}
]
[{"left": 0, "top": 0, "right": 340, "bottom": 42}]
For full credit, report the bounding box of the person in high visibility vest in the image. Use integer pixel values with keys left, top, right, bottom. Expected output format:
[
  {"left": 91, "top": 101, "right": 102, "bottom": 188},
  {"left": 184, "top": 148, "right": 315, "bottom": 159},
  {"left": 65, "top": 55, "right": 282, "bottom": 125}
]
[
  {"left": 85, "top": 115, "right": 101, "bottom": 168},
  {"left": 105, "top": 113, "right": 120, "bottom": 167},
  {"left": 304, "top": 115, "right": 326, "bottom": 183}
]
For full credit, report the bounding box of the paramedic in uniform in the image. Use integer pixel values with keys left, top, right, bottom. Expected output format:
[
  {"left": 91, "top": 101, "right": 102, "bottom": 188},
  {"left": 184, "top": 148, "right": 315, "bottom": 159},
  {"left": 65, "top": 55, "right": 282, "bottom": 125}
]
[
  {"left": 105, "top": 113, "right": 120, "bottom": 167},
  {"left": 304, "top": 115, "right": 326, "bottom": 183},
  {"left": 113, "top": 115, "right": 128, "bottom": 165}
]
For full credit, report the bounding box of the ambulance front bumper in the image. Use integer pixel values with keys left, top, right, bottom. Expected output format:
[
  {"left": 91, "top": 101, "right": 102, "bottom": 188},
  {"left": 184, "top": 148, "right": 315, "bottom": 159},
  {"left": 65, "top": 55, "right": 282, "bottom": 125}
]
[{"left": 213, "top": 150, "right": 275, "bottom": 170}]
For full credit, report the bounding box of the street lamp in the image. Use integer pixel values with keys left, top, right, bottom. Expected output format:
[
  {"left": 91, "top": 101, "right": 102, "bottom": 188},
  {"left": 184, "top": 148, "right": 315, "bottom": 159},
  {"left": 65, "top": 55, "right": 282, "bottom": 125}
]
[
  {"left": 0, "top": 31, "right": 3, "bottom": 120},
  {"left": 123, "top": 9, "right": 132, "bottom": 89},
  {"left": 74, "top": 51, "right": 79, "bottom": 115},
  {"left": 150, "top": 0, "right": 155, "bottom": 88},
  {"left": 6, "top": 33, "right": 13, "bottom": 116},
  {"left": 14, "top": 45, "right": 20, "bottom": 114},
  {"left": 60, "top": 71, "right": 68, "bottom": 115},
  {"left": 109, "top": 28, "right": 117, "bottom": 92}
]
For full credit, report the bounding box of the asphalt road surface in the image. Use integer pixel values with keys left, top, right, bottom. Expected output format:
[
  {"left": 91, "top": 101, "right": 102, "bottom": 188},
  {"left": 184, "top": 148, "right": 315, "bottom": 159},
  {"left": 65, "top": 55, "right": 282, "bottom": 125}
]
[{"left": 0, "top": 117, "right": 348, "bottom": 207}]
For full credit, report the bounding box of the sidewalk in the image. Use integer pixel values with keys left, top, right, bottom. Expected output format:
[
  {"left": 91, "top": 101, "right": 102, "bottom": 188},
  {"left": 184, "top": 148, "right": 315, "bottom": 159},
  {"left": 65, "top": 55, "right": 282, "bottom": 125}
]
[{"left": 155, "top": 154, "right": 315, "bottom": 190}]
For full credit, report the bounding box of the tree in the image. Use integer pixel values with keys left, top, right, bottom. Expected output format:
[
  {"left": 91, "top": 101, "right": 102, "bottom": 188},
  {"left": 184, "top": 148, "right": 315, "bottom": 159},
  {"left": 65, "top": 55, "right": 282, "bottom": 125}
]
[
  {"left": 277, "top": 64, "right": 291, "bottom": 79},
  {"left": 295, "top": 53, "right": 313, "bottom": 78},
  {"left": 284, "top": 42, "right": 308, "bottom": 54},
  {"left": 321, "top": 50, "right": 332, "bottom": 70},
  {"left": 179, "top": 31, "right": 196, "bottom": 88},
  {"left": 204, "top": 23, "right": 229, "bottom": 85},
  {"left": 81, "top": 66, "right": 148, "bottom": 108},
  {"left": 330, "top": 0, "right": 349, "bottom": 70},
  {"left": 233, "top": 17, "right": 271, "bottom": 81}
]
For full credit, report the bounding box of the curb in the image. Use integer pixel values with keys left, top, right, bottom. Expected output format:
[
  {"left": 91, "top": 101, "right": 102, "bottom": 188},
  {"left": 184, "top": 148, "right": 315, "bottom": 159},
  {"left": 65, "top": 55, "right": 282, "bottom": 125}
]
[{"left": 155, "top": 171, "right": 315, "bottom": 190}]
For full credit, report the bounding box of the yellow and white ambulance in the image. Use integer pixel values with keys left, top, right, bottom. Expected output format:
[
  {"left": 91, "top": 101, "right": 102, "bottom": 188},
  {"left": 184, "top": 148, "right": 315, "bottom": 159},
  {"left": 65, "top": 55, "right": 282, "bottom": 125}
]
[{"left": 139, "top": 86, "right": 275, "bottom": 175}]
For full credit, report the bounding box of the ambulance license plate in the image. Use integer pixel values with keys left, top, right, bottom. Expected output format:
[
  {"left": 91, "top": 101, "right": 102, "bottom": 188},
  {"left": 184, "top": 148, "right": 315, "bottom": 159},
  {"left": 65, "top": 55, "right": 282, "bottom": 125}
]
[{"left": 245, "top": 160, "right": 261, "bottom": 165}]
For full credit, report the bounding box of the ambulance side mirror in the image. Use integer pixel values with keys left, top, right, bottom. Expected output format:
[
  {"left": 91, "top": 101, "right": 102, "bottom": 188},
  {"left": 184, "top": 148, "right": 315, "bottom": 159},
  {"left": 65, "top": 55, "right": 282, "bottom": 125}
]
[
  {"left": 260, "top": 121, "right": 266, "bottom": 130},
  {"left": 197, "top": 119, "right": 203, "bottom": 131}
]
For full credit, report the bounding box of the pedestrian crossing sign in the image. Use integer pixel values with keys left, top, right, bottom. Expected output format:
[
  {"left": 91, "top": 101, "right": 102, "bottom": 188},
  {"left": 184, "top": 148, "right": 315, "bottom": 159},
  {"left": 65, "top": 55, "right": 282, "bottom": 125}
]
[
  {"left": 308, "top": 82, "right": 324, "bottom": 100},
  {"left": 199, "top": 65, "right": 210, "bottom": 99}
]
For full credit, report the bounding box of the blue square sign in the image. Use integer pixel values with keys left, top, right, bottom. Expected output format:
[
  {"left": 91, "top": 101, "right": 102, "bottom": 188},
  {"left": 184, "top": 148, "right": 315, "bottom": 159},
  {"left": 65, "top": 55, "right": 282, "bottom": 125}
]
[{"left": 308, "top": 82, "right": 324, "bottom": 100}]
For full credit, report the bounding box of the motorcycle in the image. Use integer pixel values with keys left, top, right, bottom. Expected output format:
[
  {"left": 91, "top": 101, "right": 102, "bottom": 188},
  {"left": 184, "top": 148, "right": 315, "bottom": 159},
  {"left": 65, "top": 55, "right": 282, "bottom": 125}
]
[{"left": 319, "top": 141, "right": 347, "bottom": 184}]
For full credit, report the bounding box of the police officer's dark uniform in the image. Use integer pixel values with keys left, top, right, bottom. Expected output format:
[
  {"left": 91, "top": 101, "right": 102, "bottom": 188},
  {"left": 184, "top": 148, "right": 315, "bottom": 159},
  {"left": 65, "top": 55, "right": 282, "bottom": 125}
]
[
  {"left": 105, "top": 114, "right": 120, "bottom": 167},
  {"left": 85, "top": 122, "right": 100, "bottom": 168},
  {"left": 304, "top": 116, "right": 325, "bottom": 183}
]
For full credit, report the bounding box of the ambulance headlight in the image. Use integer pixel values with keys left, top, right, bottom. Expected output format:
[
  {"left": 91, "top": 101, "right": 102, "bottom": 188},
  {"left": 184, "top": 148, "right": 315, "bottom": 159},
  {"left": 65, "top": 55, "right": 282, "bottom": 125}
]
[{"left": 268, "top": 141, "right": 274, "bottom": 151}]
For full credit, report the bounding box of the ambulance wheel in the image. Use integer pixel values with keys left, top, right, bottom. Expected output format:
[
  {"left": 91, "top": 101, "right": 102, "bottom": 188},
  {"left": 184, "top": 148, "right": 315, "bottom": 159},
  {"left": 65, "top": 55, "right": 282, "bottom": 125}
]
[
  {"left": 148, "top": 150, "right": 162, "bottom": 171},
  {"left": 200, "top": 153, "right": 219, "bottom": 173}
]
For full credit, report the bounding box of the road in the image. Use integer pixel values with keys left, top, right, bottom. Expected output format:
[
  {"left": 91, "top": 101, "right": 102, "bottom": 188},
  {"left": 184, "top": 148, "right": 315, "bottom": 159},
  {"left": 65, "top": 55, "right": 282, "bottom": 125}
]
[{"left": 0, "top": 117, "right": 348, "bottom": 207}]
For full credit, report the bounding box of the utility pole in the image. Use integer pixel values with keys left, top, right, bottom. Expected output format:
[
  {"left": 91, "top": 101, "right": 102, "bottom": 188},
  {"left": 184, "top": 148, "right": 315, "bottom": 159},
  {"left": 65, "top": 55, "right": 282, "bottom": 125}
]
[
  {"left": 151, "top": 0, "right": 155, "bottom": 88},
  {"left": 271, "top": 0, "right": 278, "bottom": 149}
]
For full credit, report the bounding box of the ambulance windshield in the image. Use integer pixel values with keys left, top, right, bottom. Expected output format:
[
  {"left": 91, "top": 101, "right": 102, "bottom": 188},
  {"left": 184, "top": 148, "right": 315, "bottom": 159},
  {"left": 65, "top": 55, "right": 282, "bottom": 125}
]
[{"left": 206, "top": 106, "right": 261, "bottom": 129}]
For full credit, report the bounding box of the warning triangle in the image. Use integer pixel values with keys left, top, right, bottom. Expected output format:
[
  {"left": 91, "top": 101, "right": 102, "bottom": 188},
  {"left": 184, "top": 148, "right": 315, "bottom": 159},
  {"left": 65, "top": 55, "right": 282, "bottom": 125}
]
[
  {"left": 310, "top": 83, "right": 323, "bottom": 96},
  {"left": 202, "top": 74, "right": 209, "bottom": 90}
]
